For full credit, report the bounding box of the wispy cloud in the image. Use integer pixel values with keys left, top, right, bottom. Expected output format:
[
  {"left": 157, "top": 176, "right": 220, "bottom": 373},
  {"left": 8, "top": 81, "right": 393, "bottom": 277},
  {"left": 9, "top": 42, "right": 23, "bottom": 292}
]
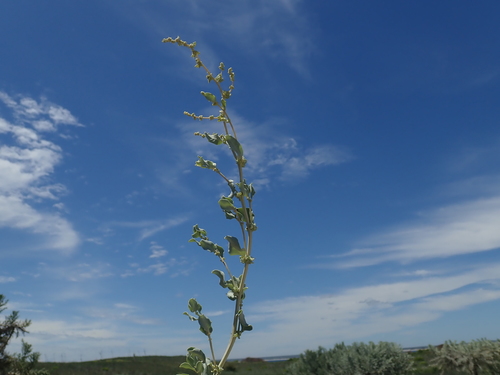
[
  {"left": 323, "top": 195, "right": 500, "bottom": 268},
  {"left": 209, "top": 0, "right": 314, "bottom": 76},
  {"left": 127, "top": 258, "right": 186, "bottom": 276},
  {"left": 121, "top": 242, "right": 188, "bottom": 277},
  {"left": 85, "top": 304, "right": 159, "bottom": 325},
  {"left": 271, "top": 142, "right": 351, "bottom": 180},
  {"left": 139, "top": 218, "right": 188, "bottom": 240},
  {"left": 0, "top": 92, "right": 81, "bottom": 254},
  {"left": 36, "top": 262, "right": 114, "bottom": 283},
  {"left": 233, "top": 263, "right": 500, "bottom": 357},
  {"left": 0, "top": 92, "right": 82, "bottom": 131},
  {"left": 149, "top": 241, "right": 168, "bottom": 258},
  {"left": 173, "top": 112, "right": 351, "bottom": 187},
  {"left": 25, "top": 315, "right": 200, "bottom": 362},
  {"left": 104, "top": 217, "right": 188, "bottom": 241},
  {"left": 31, "top": 319, "right": 117, "bottom": 340},
  {"left": 113, "top": 0, "right": 314, "bottom": 76}
]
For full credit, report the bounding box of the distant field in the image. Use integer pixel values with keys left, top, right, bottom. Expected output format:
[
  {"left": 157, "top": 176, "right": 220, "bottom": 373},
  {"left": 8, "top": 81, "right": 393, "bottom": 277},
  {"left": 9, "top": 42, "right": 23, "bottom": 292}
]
[
  {"left": 36, "top": 355, "right": 292, "bottom": 375},
  {"left": 35, "top": 350, "right": 442, "bottom": 375}
]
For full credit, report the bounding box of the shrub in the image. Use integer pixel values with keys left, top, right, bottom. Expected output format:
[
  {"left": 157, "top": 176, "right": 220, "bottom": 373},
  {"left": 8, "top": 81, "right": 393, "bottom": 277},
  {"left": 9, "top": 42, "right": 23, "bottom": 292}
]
[
  {"left": 287, "top": 341, "right": 414, "bottom": 375},
  {"left": 428, "top": 339, "right": 500, "bottom": 375},
  {"left": 8, "top": 341, "right": 49, "bottom": 375},
  {"left": 0, "top": 295, "right": 47, "bottom": 375}
]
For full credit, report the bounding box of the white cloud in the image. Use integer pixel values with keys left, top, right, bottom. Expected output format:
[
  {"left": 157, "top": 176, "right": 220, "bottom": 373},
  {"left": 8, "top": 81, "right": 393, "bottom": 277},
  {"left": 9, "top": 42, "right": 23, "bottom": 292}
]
[
  {"left": 0, "top": 189, "right": 78, "bottom": 253},
  {"left": 329, "top": 195, "right": 500, "bottom": 268},
  {"left": 105, "top": 217, "right": 188, "bottom": 241},
  {"left": 0, "top": 92, "right": 80, "bottom": 254},
  {"left": 85, "top": 305, "right": 158, "bottom": 325},
  {"left": 0, "top": 92, "right": 82, "bottom": 130},
  {"left": 134, "top": 261, "right": 173, "bottom": 276},
  {"left": 278, "top": 144, "right": 351, "bottom": 179},
  {"left": 21, "top": 315, "right": 200, "bottom": 362},
  {"left": 34, "top": 262, "right": 113, "bottom": 285},
  {"left": 149, "top": 242, "right": 168, "bottom": 258},
  {"left": 114, "top": 0, "right": 314, "bottom": 76},
  {"left": 396, "top": 269, "right": 435, "bottom": 277},
  {"left": 216, "top": 0, "right": 313, "bottom": 75},
  {"left": 232, "top": 263, "right": 500, "bottom": 357},
  {"left": 114, "top": 303, "right": 137, "bottom": 310},
  {"left": 121, "top": 241, "right": 188, "bottom": 277},
  {"left": 414, "top": 289, "right": 500, "bottom": 312},
  {"left": 175, "top": 113, "right": 351, "bottom": 185},
  {"left": 0, "top": 276, "right": 15, "bottom": 283},
  {"left": 30, "top": 319, "right": 117, "bottom": 340},
  {"left": 139, "top": 218, "right": 188, "bottom": 240}
]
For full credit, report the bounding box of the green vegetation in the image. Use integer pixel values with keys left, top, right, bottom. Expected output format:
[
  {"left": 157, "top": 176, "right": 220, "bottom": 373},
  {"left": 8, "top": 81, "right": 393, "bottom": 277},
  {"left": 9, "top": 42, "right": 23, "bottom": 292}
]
[
  {"left": 410, "top": 349, "right": 440, "bottom": 375},
  {"left": 428, "top": 339, "right": 500, "bottom": 375},
  {"left": 35, "top": 356, "right": 291, "bottom": 375},
  {"left": 286, "top": 341, "right": 414, "bottom": 375},
  {"left": 28, "top": 340, "right": 500, "bottom": 375},
  {"left": 285, "top": 340, "right": 500, "bottom": 375},
  {"left": 161, "top": 37, "right": 257, "bottom": 375},
  {"left": 0, "top": 294, "right": 47, "bottom": 375},
  {"left": 8, "top": 341, "right": 49, "bottom": 375}
]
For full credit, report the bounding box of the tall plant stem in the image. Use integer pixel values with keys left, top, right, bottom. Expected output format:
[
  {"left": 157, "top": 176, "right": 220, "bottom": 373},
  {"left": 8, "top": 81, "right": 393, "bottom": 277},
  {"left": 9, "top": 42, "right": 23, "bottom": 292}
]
[{"left": 219, "top": 163, "right": 254, "bottom": 369}]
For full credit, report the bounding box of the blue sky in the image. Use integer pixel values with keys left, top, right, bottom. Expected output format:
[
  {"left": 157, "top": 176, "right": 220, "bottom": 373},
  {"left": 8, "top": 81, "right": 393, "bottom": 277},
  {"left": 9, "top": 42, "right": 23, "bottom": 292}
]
[{"left": 1, "top": 0, "right": 500, "bottom": 363}]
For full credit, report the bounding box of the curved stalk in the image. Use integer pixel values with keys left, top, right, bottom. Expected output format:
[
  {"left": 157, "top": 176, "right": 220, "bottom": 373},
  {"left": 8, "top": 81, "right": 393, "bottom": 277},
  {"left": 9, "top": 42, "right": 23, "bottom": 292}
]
[{"left": 163, "top": 37, "right": 256, "bottom": 375}]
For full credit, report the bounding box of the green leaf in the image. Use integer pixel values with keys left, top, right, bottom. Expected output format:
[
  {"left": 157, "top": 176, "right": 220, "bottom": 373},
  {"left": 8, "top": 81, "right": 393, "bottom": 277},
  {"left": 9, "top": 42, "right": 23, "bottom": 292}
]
[
  {"left": 179, "top": 362, "right": 195, "bottom": 371},
  {"left": 225, "top": 135, "right": 244, "bottom": 159},
  {"left": 186, "top": 353, "right": 197, "bottom": 369},
  {"left": 188, "top": 298, "right": 202, "bottom": 314},
  {"left": 187, "top": 347, "right": 206, "bottom": 362},
  {"left": 218, "top": 196, "right": 235, "bottom": 211},
  {"left": 238, "top": 311, "right": 253, "bottom": 332},
  {"left": 212, "top": 269, "right": 227, "bottom": 288},
  {"left": 249, "top": 183, "right": 256, "bottom": 199},
  {"left": 225, "top": 236, "right": 246, "bottom": 256},
  {"left": 191, "top": 224, "right": 207, "bottom": 239},
  {"left": 201, "top": 91, "right": 217, "bottom": 105},
  {"left": 195, "top": 361, "right": 205, "bottom": 375},
  {"left": 198, "top": 240, "right": 224, "bottom": 256},
  {"left": 203, "top": 133, "right": 224, "bottom": 145},
  {"left": 238, "top": 181, "right": 256, "bottom": 200},
  {"left": 195, "top": 156, "right": 217, "bottom": 170},
  {"left": 236, "top": 207, "right": 254, "bottom": 224},
  {"left": 197, "top": 314, "right": 213, "bottom": 336},
  {"left": 198, "top": 239, "right": 216, "bottom": 251}
]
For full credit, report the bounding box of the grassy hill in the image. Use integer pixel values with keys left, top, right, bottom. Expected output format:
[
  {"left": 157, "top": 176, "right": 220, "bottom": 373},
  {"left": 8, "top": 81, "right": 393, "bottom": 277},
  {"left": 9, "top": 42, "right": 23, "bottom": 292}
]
[
  {"left": 34, "top": 350, "right": 445, "bottom": 375},
  {"left": 36, "top": 355, "right": 292, "bottom": 375}
]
